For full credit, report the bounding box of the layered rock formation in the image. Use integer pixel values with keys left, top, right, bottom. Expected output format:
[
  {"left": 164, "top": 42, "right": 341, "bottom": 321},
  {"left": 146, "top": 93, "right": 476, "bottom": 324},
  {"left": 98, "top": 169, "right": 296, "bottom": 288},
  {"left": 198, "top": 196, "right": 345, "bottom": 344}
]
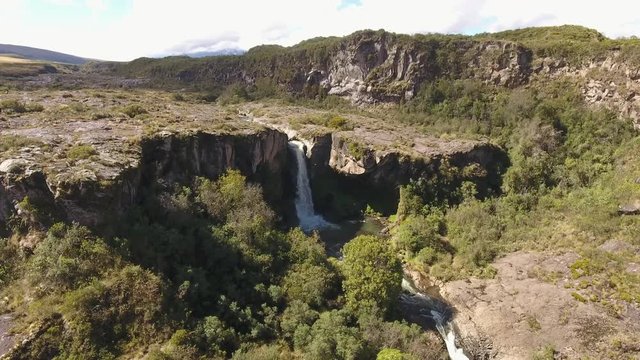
[
  {"left": 245, "top": 105, "right": 509, "bottom": 217},
  {"left": 0, "top": 128, "right": 288, "bottom": 232},
  {"left": 0, "top": 99, "right": 289, "bottom": 236}
]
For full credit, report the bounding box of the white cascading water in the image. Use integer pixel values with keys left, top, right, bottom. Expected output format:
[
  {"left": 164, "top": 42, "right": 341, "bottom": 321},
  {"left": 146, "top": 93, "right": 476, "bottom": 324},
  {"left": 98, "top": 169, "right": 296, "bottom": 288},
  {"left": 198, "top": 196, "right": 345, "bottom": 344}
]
[
  {"left": 288, "top": 140, "right": 335, "bottom": 232},
  {"left": 401, "top": 278, "right": 469, "bottom": 360}
]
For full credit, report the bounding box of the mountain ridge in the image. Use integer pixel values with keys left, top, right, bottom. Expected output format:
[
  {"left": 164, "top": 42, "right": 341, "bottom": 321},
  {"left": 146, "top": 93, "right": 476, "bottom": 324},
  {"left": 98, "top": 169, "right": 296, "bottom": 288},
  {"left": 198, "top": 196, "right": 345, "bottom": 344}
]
[{"left": 0, "top": 43, "right": 88, "bottom": 65}]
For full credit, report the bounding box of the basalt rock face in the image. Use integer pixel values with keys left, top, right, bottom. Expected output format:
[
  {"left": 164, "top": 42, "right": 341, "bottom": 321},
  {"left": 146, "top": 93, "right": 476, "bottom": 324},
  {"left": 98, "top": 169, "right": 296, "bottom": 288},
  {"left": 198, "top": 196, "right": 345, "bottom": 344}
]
[
  {"left": 114, "top": 30, "right": 533, "bottom": 104},
  {"left": 531, "top": 54, "right": 640, "bottom": 129},
  {"left": 320, "top": 35, "right": 532, "bottom": 103},
  {"left": 140, "top": 129, "right": 288, "bottom": 198},
  {"left": 305, "top": 132, "right": 508, "bottom": 217},
  {"left": 0, "top": 129, "right": 289, "bottom": 237}
]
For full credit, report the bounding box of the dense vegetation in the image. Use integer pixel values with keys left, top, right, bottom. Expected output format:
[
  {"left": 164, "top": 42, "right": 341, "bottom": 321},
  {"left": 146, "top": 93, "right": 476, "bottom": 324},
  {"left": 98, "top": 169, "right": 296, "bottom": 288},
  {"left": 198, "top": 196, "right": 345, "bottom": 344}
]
[
  {"left": 0, "top": 170, "right": 444, "bottom": 359},
  {"left": 476, "top": 25, "right": 640, "bottom": 64},
  {"left": 385, "top": 78, "right": 640, "bottom": 314}
]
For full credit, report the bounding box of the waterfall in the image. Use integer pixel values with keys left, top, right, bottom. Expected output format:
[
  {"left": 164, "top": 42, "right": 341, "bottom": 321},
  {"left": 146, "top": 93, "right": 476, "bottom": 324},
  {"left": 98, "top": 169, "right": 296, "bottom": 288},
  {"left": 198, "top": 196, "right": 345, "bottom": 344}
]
[
  {"left": 288, "top": 140, "right": 334, "bottom": 232},
  {"left": 401, "top": 278, "right": 469, "bottom": 360}
]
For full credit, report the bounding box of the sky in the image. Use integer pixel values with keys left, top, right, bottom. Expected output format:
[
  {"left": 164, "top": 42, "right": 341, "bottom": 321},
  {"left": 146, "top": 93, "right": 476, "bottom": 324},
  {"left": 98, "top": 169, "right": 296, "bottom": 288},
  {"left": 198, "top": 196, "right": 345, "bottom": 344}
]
[{"left": 2, "top": 0, "right": 640, "bottom": 61}]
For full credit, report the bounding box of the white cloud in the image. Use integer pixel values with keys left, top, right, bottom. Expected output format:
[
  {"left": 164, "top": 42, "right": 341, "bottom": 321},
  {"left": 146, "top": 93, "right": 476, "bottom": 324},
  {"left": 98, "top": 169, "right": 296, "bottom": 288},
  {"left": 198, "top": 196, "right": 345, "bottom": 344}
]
[
  {"left": 2, "top": 0, "right": 640, "bottom": 61},
  {"left": 43, "top": 0, "right": 75, "bottom": 5},
  {"left": 85, "top": 0, "right": 108, "bottom": 12}
]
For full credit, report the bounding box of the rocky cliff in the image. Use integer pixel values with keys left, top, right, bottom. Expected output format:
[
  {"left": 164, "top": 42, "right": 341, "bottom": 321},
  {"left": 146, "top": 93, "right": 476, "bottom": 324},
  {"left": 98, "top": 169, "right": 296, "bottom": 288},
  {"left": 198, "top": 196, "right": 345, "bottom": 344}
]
[
  {"left": 104, "top": 27, "right": 640, "bottom": 129},
  {"left": 243, "top": 104, "right": 509, "bottom": 218},
  {"left": 305, "top": 132, "right": 507, "bottom": 217},
  {"left": 0, "top": 128, "right": 288, "bottom": 235},
  {"left": 530, "top": 54, "right": 640, "bottom": 129},
  {"left": 0, "top": 94, "right": 289, "bottom": 237},
  {"left": 112, "top": 30, "right": 532, "bottom": 104}
]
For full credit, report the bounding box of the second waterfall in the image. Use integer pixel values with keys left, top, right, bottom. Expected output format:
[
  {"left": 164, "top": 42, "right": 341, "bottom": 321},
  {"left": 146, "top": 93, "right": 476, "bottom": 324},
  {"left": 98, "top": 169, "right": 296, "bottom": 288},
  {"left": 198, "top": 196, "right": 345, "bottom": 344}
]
[{"left": 288, "top": 140, "right": 334, "bottom": 232}]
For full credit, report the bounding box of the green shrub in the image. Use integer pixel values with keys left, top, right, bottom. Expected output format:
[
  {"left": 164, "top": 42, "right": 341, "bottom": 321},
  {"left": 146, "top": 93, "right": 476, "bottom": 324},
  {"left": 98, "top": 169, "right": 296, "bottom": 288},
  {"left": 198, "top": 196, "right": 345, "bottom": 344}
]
[
  {"left": 377, "top": 348, "right": 417, "bottom": 360},
  {"left": 59, "top": 265, "right": 165, "bottom": 358},
  {"left": 342, "top": 235, "right": 402, "bottom": 317},
  {"left": 91, "top": 112, "right": 110, "bottom": 120},
  {"left": 347, "top": 141, "right": 365, "bottom": 159},
  {"left": 0, "top": 99, "right": 25, "bottom": 113},
  {"left": 327, "top": 115, "right": 349, "bottom": 129},
  {"left": 67, "top": 144, "right": 97, "bottom": 160},
  {"left": 571, "top": 292, "right": 588, "bottom": 303},
  {"left": 25, "top": 102, "right": 44, "bottom": 112},
  {"left": 68, "top": 102, "right": 89, "bottom": 113},
  {"left": 0, "top": 135, "right": 43, "bottom": 152},
  {"left": 293, "top": 309, "right": 364, "bottom": 360},
  {"left": 28, "top": 223, "right": 117, "bottom": 295},
  {"left": 280, "top": 300, "right": 319, "bottom": 342},
  {"left": 282, "top": 262, "right": 336, "bottom": 307},
  {"left": 532, "top": 344, "right": 556, "bottom": 360},
  {"left": 122, "top": 104, "right": 148, "bottom": 118},
  {"left": 392, "top": 213, "right": 445, "bottom": 256},
  {"left": 526, "top": 314, "right": 542, "bottom": 331},
  {"left": 0, "top": 99, "right": 43, "bottom": 113}
]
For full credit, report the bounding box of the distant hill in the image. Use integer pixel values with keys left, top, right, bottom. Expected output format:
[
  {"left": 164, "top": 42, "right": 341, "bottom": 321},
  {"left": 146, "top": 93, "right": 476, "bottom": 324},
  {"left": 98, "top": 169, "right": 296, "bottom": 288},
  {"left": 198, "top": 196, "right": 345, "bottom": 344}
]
[
  {"left": 0, "top": 44, "right": 88, "bottom": 65},
  {"left": 184, "top": 48, "right": 245, "bottom": 58}
]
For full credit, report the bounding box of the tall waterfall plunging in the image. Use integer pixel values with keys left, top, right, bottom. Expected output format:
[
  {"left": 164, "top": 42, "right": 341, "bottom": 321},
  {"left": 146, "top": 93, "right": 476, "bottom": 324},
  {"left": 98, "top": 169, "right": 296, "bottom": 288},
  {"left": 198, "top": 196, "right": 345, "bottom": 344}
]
[
  {"left": 288, "top": 140, "right": 334, "bottom": 232},
  {"left": 400, "top": 278, "right": 469, "bottom": 360}
]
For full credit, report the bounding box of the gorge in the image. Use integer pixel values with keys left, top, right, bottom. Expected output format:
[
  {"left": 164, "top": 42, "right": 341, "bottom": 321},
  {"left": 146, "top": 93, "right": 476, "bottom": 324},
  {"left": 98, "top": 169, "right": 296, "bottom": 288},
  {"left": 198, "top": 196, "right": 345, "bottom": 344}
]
[
  {"left": 288, "top": 135, "right": 471, "bottom": 359},
  {"left": 1, "top": 25, "right": 639, "bottom": 360}
]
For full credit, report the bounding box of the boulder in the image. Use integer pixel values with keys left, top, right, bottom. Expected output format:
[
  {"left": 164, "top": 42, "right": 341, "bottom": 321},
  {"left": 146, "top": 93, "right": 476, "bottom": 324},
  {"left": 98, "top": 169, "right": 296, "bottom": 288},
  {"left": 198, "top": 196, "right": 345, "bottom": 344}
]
[
  {"left": 0, "top": 159, "right": 28, "bottom": 174},
  {"left": 618, "top": 200, "right": 640, "bottom": 215}
]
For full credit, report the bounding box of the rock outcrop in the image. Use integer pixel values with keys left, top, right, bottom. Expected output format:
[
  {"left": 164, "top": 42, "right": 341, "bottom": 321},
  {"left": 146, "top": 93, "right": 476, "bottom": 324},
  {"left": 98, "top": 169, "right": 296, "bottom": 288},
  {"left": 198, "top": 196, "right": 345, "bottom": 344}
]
[
  {"left": 310, "top": 132, "right": 506, "bottom": 190},
  {"left": 532, "top": 54, "right": 640, "bottom": 129},
  {"left": 241, "top": 103, "right": 509, "bottom": 217},
  {"left": 0, "top": 126, "right": 289, "bottom": 236},
  {"left": 301, "top": 130, "right": 507, "bottom": 217},
  {"left": 111, "top": 30, "right": 533, "bottom": 105},
  {"left": 318, "top": 35, "right": 532, "bottom": 103},
  {"left": 440, "top": 252, "right": 640, "bottom": 359},
  {"left": 618, "top": 199, "right": 640, "bottom": 215}
]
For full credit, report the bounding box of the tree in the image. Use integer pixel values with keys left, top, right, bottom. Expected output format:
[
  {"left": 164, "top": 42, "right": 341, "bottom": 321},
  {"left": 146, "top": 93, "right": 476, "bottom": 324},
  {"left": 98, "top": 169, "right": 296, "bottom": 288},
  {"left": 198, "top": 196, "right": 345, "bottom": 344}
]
[
  {"left": 282, "top": 263, "right": 336, "bottom": 308},
  {"left": 294, "top": 310, "right": 364, "bottom": 360},
  {"left": 28, "top": 223, "right": 116, "bottom": 295},
  {"left": 280, "top": 300, "right": 319, "bottom": 342},
  {"left": 377, "top": 348, "right": 417, "bottom": 360},
  {"left": 341, "top": 235, "right": 402, "bottom": 317}
]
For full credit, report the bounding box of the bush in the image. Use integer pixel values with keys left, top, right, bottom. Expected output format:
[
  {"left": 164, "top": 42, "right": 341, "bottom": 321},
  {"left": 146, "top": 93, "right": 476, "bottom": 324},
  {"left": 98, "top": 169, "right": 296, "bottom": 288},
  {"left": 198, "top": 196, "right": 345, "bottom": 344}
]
[
  {"left": 282, "top": 263, "right": 336, "bottom": 307},
  {"left": 28, "top": 223, "right": 117, "bottom": 295},
  {"left": 280, "top": 300, "right": 319, "bottom": 342},
  {"left": 0, "top": 135, "right": 43, "bottom": 153},
  {"left": 0, "top": 99, "right": 43, "bottom": 113},
  {"left": 392, "top": 213, "right": 445, "bottom": 256},
  {"left": 342, "top": 235, "right": 402, "bottom": 317},
  {"left": 347, "top": 141, "right": 365, "bottom": 159},
  {"left": 327, "top": 115, "right": 349, "bottom": 129},
  {"left": 196, "top": 170, "right": 275, "bottom": 237},
  {"left": 122, "top": 104, "right": 148, "bottom": 118},
  {"left": 532, "top": 344, "right": 557, "bottom": 360},
  {"left": 294, "top": 310, "right": 364, "bottom": 360},
  {"left": 60, "top": 265, "right": 165, "bottom": 358},
  {"left": 0, "top": 238, "right": 18, "bottom": 287},
  {"left": 66, "top": 144, "right": 97, "bottom": 160},
  {"left": 377, "top": 348, "right": 416, "bottom": 360}
]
